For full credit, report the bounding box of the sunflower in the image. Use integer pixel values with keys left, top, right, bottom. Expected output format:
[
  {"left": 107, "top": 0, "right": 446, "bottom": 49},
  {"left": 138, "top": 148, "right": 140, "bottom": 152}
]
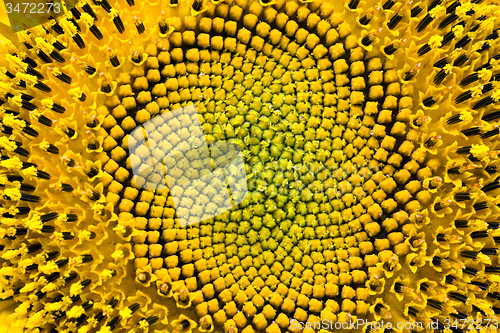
[{"left": 1, "top": 0, "right": 500, "bottom": 332}]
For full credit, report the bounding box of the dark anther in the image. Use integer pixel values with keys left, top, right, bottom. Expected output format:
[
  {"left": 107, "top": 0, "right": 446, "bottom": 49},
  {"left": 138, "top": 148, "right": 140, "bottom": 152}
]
[
  {"left": 348, "top": 0, "right": 360, "bottom": 9},
  {"left": 22, "top": 126, "right": 39, "bottom": 137},
  {"left": 485, "top": 266, "right": 500, "bottom": 273},
  {"left": 65, "top": 127, "right": 76, "bottom": 138},
  {"left": 109, "top": 298, "right": 119, "bottom": 308},
  {"left": 82, "top": 3, "right": 97, "bottom": 20},
  {"left": 109, "top": 55, "right": 120, "bottom": 67},
  {"left": 434, "top": 202, "right": 445, "bottom": 211},
  {"left": 55, "top": 72, "right": 72, "bottom": 84},
  {"left": 34, "top": 81, "right": 51, "bottom": 92},
  {"left": 470, "top": 230, "right": 488, "bottom": 239},
  {"left": 82, "top": 254, "right": 93, "bottom": 263},
  {"left": 384, "top": 43, "right": 398, "bottom": 55},
  {"left": 446, "top": 113, "right": 462, "bottom": 125},
  {"left": 482, "top": 180, "right": 500, "bottom": 193},
  {"left": 60, "top": 183, "right": 74, "bottom": 192},
  {"left": 51, "top": 103, "right": 66, "bottom": 113},
  {"left": 471, "top": 281, "right": 489, "bottom": 290},
  {"left": 422, "top": 96, "right": 436, "bottom": 107},
  {"left": 41, "top": 212, "right": 59, "bottom": 222},
  {"left": 416, "top": 14, "right": 433, "bottom": 33},
  {"left": 62, "top": 232, "right": 74, "bottom": 240},
  {"left": 417, "top": 43, "right": 431, "bottom": 56},
  {"left": 427, "top": 299, "right": 443, "bottom": 311},
  {"left": 38, "top": 115, "right": 53, "bottom": 127},
  {"left": 51, "top": 21, "right": 64, "bottom": 34},
  {"left": 461, "top": 127, "right": 480, "bottom": 137},
  {"left": 456, "top": 146, "right": 471, "bottom": 154},
  {"left": 64, "top": 272, "right": 77, "bottom": 283},
  {"left": 485, "top": 166, "right": 499, "bottom": 174},
  {"left": 460, "top": 72, "right": 479, "bottom": 86},
  {"left": 44, "top": 143, "right": 59, "bottom": 154},
  {"left": 15, "top": 228, "right": 27, "bottom": 236},
  {"left": 101, "top": 82, "right": 111, "bottom": 93},
  {"left": 71, "top": 7, "right": 81, "bottom": 20},
  {"left": 36, "top": 170, "right": 51, "bottom": 180},
  {"left": 454, "top": 90, "right": 472, "bottom": 104},
  {"left": 455, "top": 35, "right": 471, "bottom": 49},
  {"left": 433, "top": 69, "right": 448, "bottom": 85},
  {"left": 358, "top": 14, "right": 372, "bottom": 26},
  {"left": 73, "top": 35, "right": 85, "bottom": 49},
  {"left": 46, "top": 251, "right": 59, "bottom": 261},
  {"left": 446, "top": 1, "right": 460, "bottom": 13},
  {"left": 464, "top": 267, "right": 479, "bottom": 276},
  {"left": 16, "top": 207, "right": 30, "bottom": 215},
  {"left": 87, "top": 140, "right": 100, "bottom": 151},
  {"left": 132, "top": 52, "right": 143, "bottom": 63},
  {"left": 453, "top": 54, "right": 469, "bottom": 67},
  {"left": 41, "top": 225, "right": 56, "bottom": 233},
  {"left": 113, "top": 16, "right": 125, "bottom": 33},
  {"left": 107, "top": 316, "right": 121, "bottom": 331},
  {"left": 436, "top": 233, "right": 446, "bottom": 242},
  {"left": 135, "top": 21, "right": 145, "bottom": 34},
  {"left": 441, "top": 30, "right": 456, "bottom": 46},
  {"left": 473, "top": 201, "right": 488, "bottom": 211},
  {"left": 89, "top": 25, "right": 103, "bottom": 40},
  {"left": 26, "top": 67, "right": 44, "bottom": 79},
  {"left": 86, "top": 65, "right": 96, "bottom": 76},
  {"left": 361, "top": 35, "right": 375, "bottom": 46},
  {"left": 424, "top": 136, "right": 440, "bottom": 148},
  {"left": 21, "top": 100, "right": 38, "bottom": 111},
  {"left": 98, "top": 0, "right": 112, "bottom": 11},
  {"left": 25, "top": 263, "right": 38, "bottom": 270},
  {"left": 89, "top": 191, "right": 100, "bottom": 201},
  {"left": 36, "top": 50, "right": 52, "bottom": 63},
  {"left": 473, "top": 96, "right": 494, "bottom": 110},
  {"left": 387, "top": 13, "right": 403, "bottom": 29},
  {"left": 428, "top": 0, "right": 442, "bottom": 11},
  {"left": 20, "top": 193, "right": 42, "bottom": 203},
  {"left": 129, "top": 303, "right": 140, "bottom": 313},
  {"left": 158, "top": 22, "right": 168, "bottom": 34},
  {"left": 46, "top": 272, "right": 60, "bottom": 283},
  {"left": 407, "top": 307, "right": 419, "bottom": 317},
  {"left": 382, "top": 0, "right": 395, "bottom": 10},
  {"left": 482, "top": 111, "right": 500, "bottom": 121},
  {"left": 50, "top": 50, "right": 65, "bottom": 63},
  {"left": 410, "top": 4, "right": 423, "bottom": 17},
  {"left": 438, "top": 13, "right": 458, "bottom": 29},
  {"left": 459, "top": 251, "right": 478, "bottom": 259},
  {"left": 432, "top": 256, "right": 444, "bottom": 266},
  {"left": 192, "top": 0, "right": 203, "bottom": 12},
  {"left": 56, "top": 258, "right": 69, "bottom": 268},
  {"left": 87, "top": 167, "right": 99, "bottom": 178},
  {"left": 23, "top": 56, "right": 37, "bottom": 67},
  {"left": 14, "top": 146, "right": 29, "bottom": 157}
]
